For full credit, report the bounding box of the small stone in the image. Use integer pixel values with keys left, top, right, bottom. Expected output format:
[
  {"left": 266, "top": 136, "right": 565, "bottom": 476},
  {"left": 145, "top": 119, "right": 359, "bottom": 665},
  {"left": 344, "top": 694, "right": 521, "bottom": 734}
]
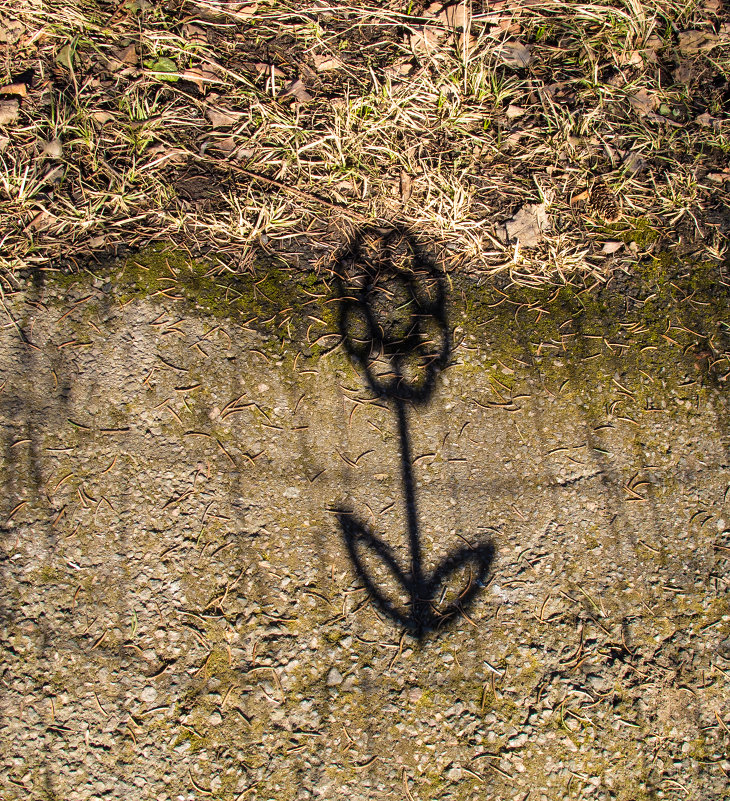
[
  {"left": 326, "top": 667, "right": 343, "bottom": 686},
  {"left": 208, "top": 711, "right": 222, "bottom": 725},
  {"left": 140, "top": 686, "right": 157, "bottom": 703}
]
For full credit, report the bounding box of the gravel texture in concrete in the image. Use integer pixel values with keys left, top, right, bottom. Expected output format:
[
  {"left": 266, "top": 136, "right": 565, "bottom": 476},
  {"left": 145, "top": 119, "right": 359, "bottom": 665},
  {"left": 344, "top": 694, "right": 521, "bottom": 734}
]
[{"left": 1, "top": 247, "right": 729, "bottom": 801}]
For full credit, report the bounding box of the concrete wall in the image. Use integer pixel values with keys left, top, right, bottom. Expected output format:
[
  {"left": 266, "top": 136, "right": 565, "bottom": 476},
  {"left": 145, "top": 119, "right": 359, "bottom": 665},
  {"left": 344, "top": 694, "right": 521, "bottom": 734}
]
[{"left": 1, "top": 249, "right": 729, "bottom": 800}]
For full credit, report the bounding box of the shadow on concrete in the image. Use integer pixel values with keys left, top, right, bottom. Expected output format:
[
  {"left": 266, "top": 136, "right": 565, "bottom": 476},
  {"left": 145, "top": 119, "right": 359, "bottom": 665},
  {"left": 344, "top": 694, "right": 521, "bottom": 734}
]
[{"left": 333, "top": 226, "right": 494, "bottom": 638}]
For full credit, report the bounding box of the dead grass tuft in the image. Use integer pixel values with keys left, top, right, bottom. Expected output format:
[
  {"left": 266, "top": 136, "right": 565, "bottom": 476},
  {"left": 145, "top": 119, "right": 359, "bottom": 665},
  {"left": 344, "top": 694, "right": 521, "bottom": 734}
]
[{"left": 1, "top": 0, "right": 729, "bottom": 282}]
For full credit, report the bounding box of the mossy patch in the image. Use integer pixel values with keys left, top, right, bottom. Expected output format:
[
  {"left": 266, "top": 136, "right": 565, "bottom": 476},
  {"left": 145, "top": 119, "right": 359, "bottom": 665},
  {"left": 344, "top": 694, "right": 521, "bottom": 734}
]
[
  {"left": 29, "top": 244, "right": 340, "bottom": 361},
  {"left": 621, "top": 218, "right": 662, "bottom": 249},
  {"left": 452, "top": 254, "right": 730, "bottom": 427},
  {"left": 30, "top": 244, "right": 730, "bottom": 413}
]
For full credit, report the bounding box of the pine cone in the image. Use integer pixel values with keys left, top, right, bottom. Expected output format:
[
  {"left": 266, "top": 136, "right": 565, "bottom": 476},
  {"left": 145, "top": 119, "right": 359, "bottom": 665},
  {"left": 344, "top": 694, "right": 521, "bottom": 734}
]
[{"left": 589, "top": 179, "right": 622, "bottom": 223}]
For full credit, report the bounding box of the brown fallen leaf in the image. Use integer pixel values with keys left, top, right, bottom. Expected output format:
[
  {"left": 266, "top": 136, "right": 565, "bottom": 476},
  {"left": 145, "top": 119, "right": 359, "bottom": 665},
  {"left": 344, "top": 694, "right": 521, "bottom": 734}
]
[
  {"left": 124, "top": 0, "right": 152, "bottom": 12},
  {"left": 91, "top": 110, "right": 115, "bottom": 124},
  {"left": 56, "top": 44, "right": 74, "bottom": 70},
  {"left": 696, "top": 112, "right": 719, "bottom": 128},
  {"left": 248, "top": 62, "right": 286, "bottom": 79},
  {"left": 645, "top": 110, "right": 682, "bottom": 128},
  {"left": 622, "top": 151, "right": 646, "bottom": 175},
  {"left": 500, "top": 41, "right": 532, "bottom": 68},
  {"left": 629, "top": 87, "right": 658, "bottom": 116},
  {"left": 437, "top": 2, "right": 470, "bottom": 30},
  {"left": 41, "top": 138, "right": 63, "bottom": 159},
  {"left": 0, "top": 98, "right": 19, "bottom": 126},
  {"left": 410, "top": 24, "right": 448, "bottom": 56},
  {"left": 488, "top": 18, "right": 520, "bottom": 35},
  {"left": 399, "top": 170, "right": 413, "bottom": 203},
  {"left": 385, "top": 60, "right": 415, "bottom": 79},
  {"left": 193, "top": 0, "right": 256, "bottom": 20},
  {"left": 206, "top": 107, "right": 241, "bottom": 128},
  {"left": 182, "top": 23, "right": 208, "bottom": 44},
  {"left": 114, "top": 44, "right": 137, "bottom": 65},
  {"left": 618, "top": 50, "right": 643, "bottom": 67},
  {"left": 506, "top": 104, "right": 525, "bottom": 119},
  {"left": 0, "top": 17, "right": 24, "bottom": 45},
  {"left": 0, "top": 83, "right": 27, "bottom": 98},
  {"left": 28, "top": 210, "right": 53, "bottom": 230},
  {"left": 678, "top": 29, "right": 719, "bottom": 56},
  {"left": 279, "top": 78, "right": 313, "bottom": 103},
  {"left": 43, "top": 165, "right": 63, "bottom": 185},
  {"left": 143, "top": 143, "right": 187, "bottom": 165},
  {"left": 457, "top": 31, "right": 478, "bottom": 52},
  {"left": 505, "top": 202, "right": 549, "bottom": 247},
  {"left": 643, "top": 34, "right": 663, "bottom": 63},
  {"left": 231, "top": 0, "right": 258, "bottom": 16},
  {"left": 601, "top": 241, "right": 624, "bottom": 254},
  {"left": 182, "top": 68, "right": 221, "bottom": 91},
  {"left": 0, "top": 134, "right": 9, "bottom": 152},
  {"left": 313, "top": 54, "right": 344, "bottom": 72},
  {"left": 420, "top": 0, "right": 443, "bottom": 17},
  {"left": 673, "top": 61, "right": 695, "bottom": 84},
  {"left": 209, "top": 136, "right": 237, "bottom": 154}
]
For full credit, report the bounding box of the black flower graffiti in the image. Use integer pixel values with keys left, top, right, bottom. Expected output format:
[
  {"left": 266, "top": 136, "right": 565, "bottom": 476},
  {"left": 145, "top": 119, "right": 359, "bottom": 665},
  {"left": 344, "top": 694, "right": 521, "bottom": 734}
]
[{"left": 335, "top": 226, "right": 494, "bottom": 637}]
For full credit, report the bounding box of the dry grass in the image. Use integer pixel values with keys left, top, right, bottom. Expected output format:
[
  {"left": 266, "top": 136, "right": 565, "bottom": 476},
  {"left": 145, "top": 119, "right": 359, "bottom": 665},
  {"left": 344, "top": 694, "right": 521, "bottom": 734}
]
[{"left": 1, "top": 0, "right": 729, "bottom": 282}]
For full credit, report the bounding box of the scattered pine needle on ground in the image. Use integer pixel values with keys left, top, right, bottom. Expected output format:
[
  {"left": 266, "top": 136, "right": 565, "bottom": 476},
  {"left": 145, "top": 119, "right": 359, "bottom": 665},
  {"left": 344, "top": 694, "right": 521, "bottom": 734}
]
[{"left": 1, "top": 0, "right": 729, "bottom": 282}]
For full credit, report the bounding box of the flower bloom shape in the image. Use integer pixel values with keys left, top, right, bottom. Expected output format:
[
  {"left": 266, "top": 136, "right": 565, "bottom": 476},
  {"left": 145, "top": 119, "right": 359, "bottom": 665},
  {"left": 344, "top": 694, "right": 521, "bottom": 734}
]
[{"left": 337, "top": 227, "right": 448, "bottom": 403}]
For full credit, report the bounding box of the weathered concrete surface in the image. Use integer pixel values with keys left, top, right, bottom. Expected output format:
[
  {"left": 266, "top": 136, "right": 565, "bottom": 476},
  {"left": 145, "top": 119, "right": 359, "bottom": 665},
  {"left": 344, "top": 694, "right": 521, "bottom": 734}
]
[{"left": 1, "top": 251, "right": 729, "bottom": 801}]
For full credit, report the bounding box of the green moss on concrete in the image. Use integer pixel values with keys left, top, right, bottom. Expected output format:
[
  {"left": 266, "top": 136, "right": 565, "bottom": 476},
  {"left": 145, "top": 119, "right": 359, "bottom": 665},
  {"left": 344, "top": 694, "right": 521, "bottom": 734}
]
[
  {"left": 117, "top": 244, "right": 305, "bottom": 340},
  {"left": 35, "top": 244, "right": 730, "bottom": 429},
  {"left": 452, "top": 253, "right": 730, "bottom": 432}
]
